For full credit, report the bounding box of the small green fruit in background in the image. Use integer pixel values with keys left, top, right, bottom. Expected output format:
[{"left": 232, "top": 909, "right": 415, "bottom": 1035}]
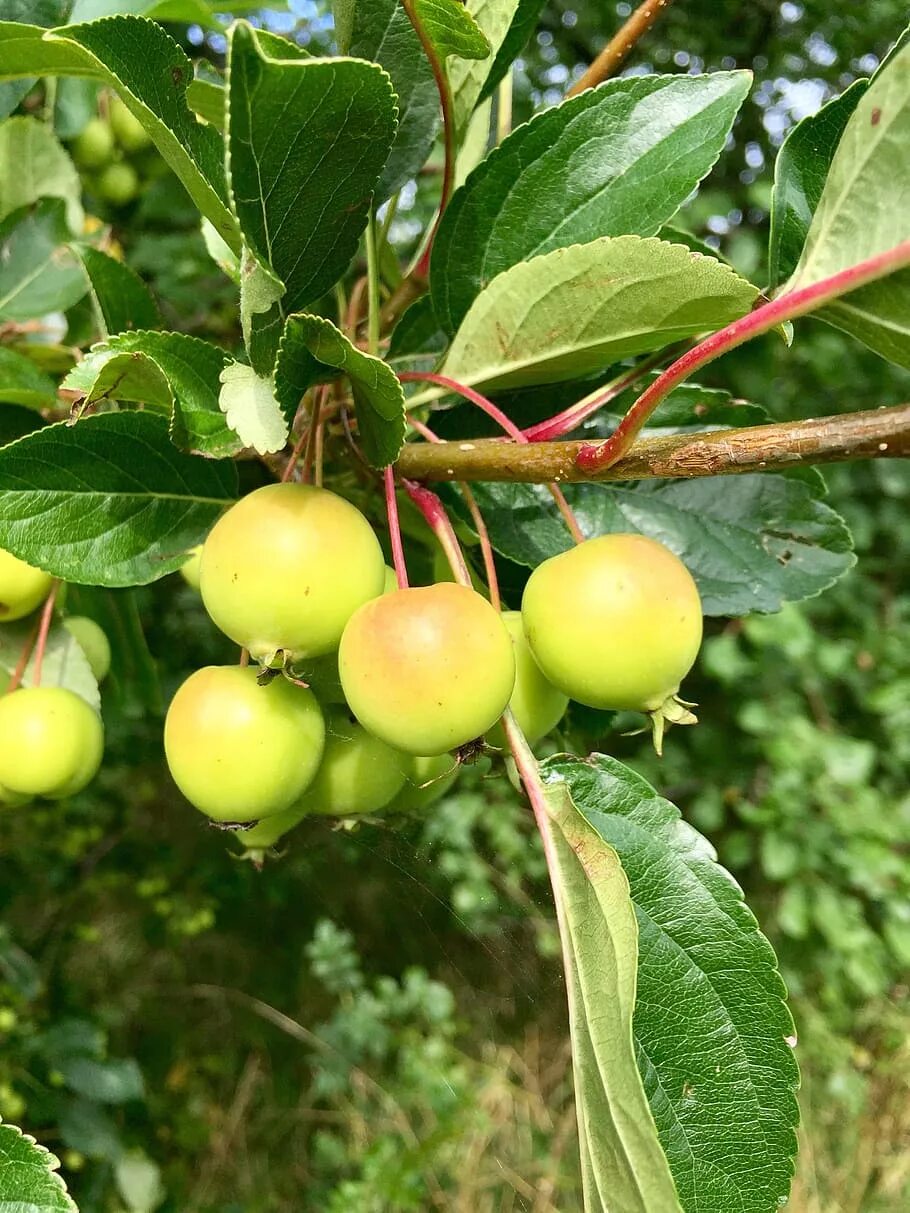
[
  {"left": 522, "top": 533, "right": 703, "bottom": 714},
  {"left": 71, "top": 117, "right": 114, "bottom": 169},
  {"left": 487, "top": 611, "right": 568, "bottom": 748},
  {"left": 0, "top": 547, "right": 53, "bottom": 622},
  {"left": 297, "top": 709, "right": 408, "bottom": 816},
  {"left": 64, "top": 616, "right": 111, "bottom": 682},
  {"left": 385, "top": 753, "right": 458, "bottom": 814},
  {"left": 164, "top": 665, "right": 325, "bottom": 823},
  {"left": 179, "top": 545, "right": 203, "bottom": 591},
  {"left": 339, "top": 583, "right": 516, "bottom": 756},
  {"left": 200, "top": 483, "right": 386, "bottom": 663},
  {"left": 96, "top": 161, "right": 140, "bottom": 207},
  {"left": 0, "top": 688, "right": 104, "bottom": 799},
  {"left": 108, "top": 95, "right": 152, "bottom": 152}
]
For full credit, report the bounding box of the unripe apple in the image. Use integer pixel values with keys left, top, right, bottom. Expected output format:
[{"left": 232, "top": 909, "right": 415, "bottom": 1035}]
[
  {"left": 0, "top": 688, "right": 103, "bottom": 799},
  {"left": 200, "top": 484, "right": 385, "bottom": 662},
  {"left": 521, "top": 534, "right": 702, "bottom": 713},
  {"left": 179, "top": 545, "right": 203, "bottom": 591},
  {"left": 96, "top": 161, "right": 139, "bottom": 207},
  {"left": 0, "top": 548, "right": 53, "bottom": 622},
  {"left": 71, "top": 117, "right": 114, "bottom": 169},
  {"left": 63, "top": 616, "right": 111, "bottom": 682},
  {"left": 108, "top": 96, "right": 151, "bottom": 152},
  {"left": 236, "top": 802, "right": 308, "bottom": 851},
  {"left": 487, "top": 611, "right": 568, "bottom": 747},
  {"left": 339, "top": 583, "right": 516, "bottom": 756},
  {"left": 296, "top": 709, "right": 407, "bottom": 816},
  {"left": 164, "top": 665, "right": 325, "bottom": 823},
  {"left": 385, "top": 753, "right": 458, "bottom": 814}
]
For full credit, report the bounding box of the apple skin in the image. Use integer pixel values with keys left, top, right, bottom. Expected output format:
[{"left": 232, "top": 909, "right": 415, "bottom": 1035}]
[
  {"left": 64, "top": 616, "right": 111, "bottom": 682},
  {"left": 200, "top": 484, "right": 385, "bottom": 662},
  {"left": 164, "top": 665, "right": 325, "bottom": 823},
  {"left": 521, "top": 534, "right": 703, "bottom": 712},
  {"left": 0, "top": 548, "right": 53, "bottom": 622},
  {"left": 384, "top": 753, "right": 458, "bottom": 814},
  {"left": 96, "top": 161, "right": 139, "bottom": 207},
  {"left": 109, "top": 96, "right": 152, "bottom": 152},
  {"left": 487, "top": 611, "right": 568, "bottom": 748},
  {"left": 72, "top": 117, "right": 114, "bottom": 169},
  {"left": 179, "top": 546, "right": 203, "bottom": 591},
  {"left": 296, "top": 709, "right": 408, "bottom": 817},
  {"left": 339, "top": 583, "right": 516, "bottom": 756},
  {"left": 0, "top": 688, "right": 103, "bottom": 800}
]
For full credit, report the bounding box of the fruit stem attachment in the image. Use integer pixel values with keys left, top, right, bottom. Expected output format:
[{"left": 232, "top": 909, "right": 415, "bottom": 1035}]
[
  {"left": 384, "top": 465, "right": 410, "bottom": 589},
  {"left": 408, "top": 416, "right": 501, "bottom": 610},
  {"left": 576, "top": 238, "right": 910, "bottom": 473},
  {"left": 31, "top": 580, "right": 61, "bottom": 688},
  {"left": 402, "top": 478, "right": 472, "bottom": 588},
  {"left": 398, "top": 371, "right": 585, "bottom": 543},
  {"left": 401, "top": 0, "right": 456, "bottom": 278},
  {"left": 566, "top": 0, "right": 675, "bottom": 97}
]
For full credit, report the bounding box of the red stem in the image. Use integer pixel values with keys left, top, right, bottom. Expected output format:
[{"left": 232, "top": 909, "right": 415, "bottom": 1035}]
[
  {"left": 402, "top": 478, "right": 472, "bottom": 587},
  {"left": 408, "top": 416, "right": 501, "bottom": 610},
  {"left": 6, "top": 617, "right": 40, "bottom": 694},
  {"left": 32, "top": 580, "right": 61, "bottom": 687},
  {"left": 577, "top": 239, "right": 910, "bottom": 472},
  {"left": 281, "top": 419, "right": 311, "bottom": 483},
  {"left": 401, "top": 0, "right": 456, "bottom": 278},
  {"left": 384, "top": 465, "right": 409, "bottom": 589},
  {"left": 399, "top": 370, "right": 585, "bottom": 542},
  {"left": 522, "top": 348, "right": 674, "bottom": 442}
]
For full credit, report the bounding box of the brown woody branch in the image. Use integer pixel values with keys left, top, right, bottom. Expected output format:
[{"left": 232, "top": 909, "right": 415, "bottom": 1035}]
[
  {"left": 394, "top": 403, "right": 910, "bottom": 483},
  {"left": 566, "top": 0, "right": 675, "bottom": 98}
]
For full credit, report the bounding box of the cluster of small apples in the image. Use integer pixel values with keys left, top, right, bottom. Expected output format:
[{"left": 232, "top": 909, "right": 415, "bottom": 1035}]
[
  {"left": 165, "top": 481, "right": 702, "bottom": 857},
  {"left": 0, "top": 548, "right": 110, "bottom": 808},
  {"left": 69, "top": 95, "right": 156, "bottom": 208}
]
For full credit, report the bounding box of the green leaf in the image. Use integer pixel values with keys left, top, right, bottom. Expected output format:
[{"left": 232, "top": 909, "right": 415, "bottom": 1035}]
[
  {"left": 0, "top": 411, "right": 237, "bottom": 586},
  {"left": 448, "top": 0, "right": 517, "bottom": 142},
  {"left": 432, "top": 72, "right": 752, "bottom": 333},
  {"left": 0, "top": 200, "right": 87, "bottom": 322},
  {"left": 53, "top": 76, "right": 98, "bottom": 139},
  {"left": 0, "top": 1120, "right": 77, "bottom": 1213},
  {"left": 412, "top": 0, "right": 490, "bottom": 63},
  {"left": 0, "top": 346, "right": 56, "bottom": 408},
  {"left": 785, "top": 43, "right": 910, "bottom": 367},
  {"left": 476, "top": 0, "right": 545, "bottom": 104},
  {"left": 767, "top": 80, "right": 867, "bottom": 290},
  {"left": 0, "top": 618, "right": 100, "bottom": 710},
  {"left": 350, "top": 0, "right": 439, "bottom": 200},
  {"left": 441, "top": 236, "right": 758, "bottom": 392},
  {"left": 0, "top": 115, "right": 83, "bottom": 234},
  {"left": 585, "top": 378, "right": 770, "bottom": 437},
  {"left": 448, "top": 473, "right": 855, "bottom": 616},
  {"left": 536, "top": 769, "right": 683, "bottom": 1211},
  {"left": 0, "top": 402, "right": 46, "bottom": 445},
  {"left": 226, "top": 21, "right": 397, "bottom": 320},
  {"left": 544, "top": 754, "right": 800, "bottom": 1213},
  {"left": 115, "top": 1150, "right": 164, "bottom": 1213},
  {"left": 0, "top": 17, "right": 239, "bottom": 251},
  {"left": 66, "top": 585, "right": 164, "bottom": 717},
  {"left": 59, "top": 1055, "right": 144, "bottom": 1104},
  {"left": 76, "top": 245, "right": 161, "bottom": 336},
  {"left": 332, "top": 0, "right": 356, "bottom": 53},
  {"left": 218, "top": 360, "right": 288, "bottom": 455},
  {"left": 185, "top": 75, "right": 224, "bottom": 131},
  {"left": 61, "top": 330, "right": 238, "bottom": 457},
  {"left": 276, "top": 313, "right": 406, "bottom": 468}
]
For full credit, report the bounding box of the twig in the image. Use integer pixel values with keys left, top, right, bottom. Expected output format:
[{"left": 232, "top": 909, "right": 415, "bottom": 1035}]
[
  {"left": 577, "top": 239, "right": 910, "bottom": 472},
  {"left": 394, "top": 402, "right": 910, "bottom": 483},
  {"left": 399, "top": 370, "right": 584, "bottom": 540},
  {"left": 566, "top": 0, "right": 675, "bottom": 98}
]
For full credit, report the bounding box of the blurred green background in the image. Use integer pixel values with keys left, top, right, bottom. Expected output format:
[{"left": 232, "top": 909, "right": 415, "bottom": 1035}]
[{"left": 1, "top": 2, "right": 909, "bottom": 1211}]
